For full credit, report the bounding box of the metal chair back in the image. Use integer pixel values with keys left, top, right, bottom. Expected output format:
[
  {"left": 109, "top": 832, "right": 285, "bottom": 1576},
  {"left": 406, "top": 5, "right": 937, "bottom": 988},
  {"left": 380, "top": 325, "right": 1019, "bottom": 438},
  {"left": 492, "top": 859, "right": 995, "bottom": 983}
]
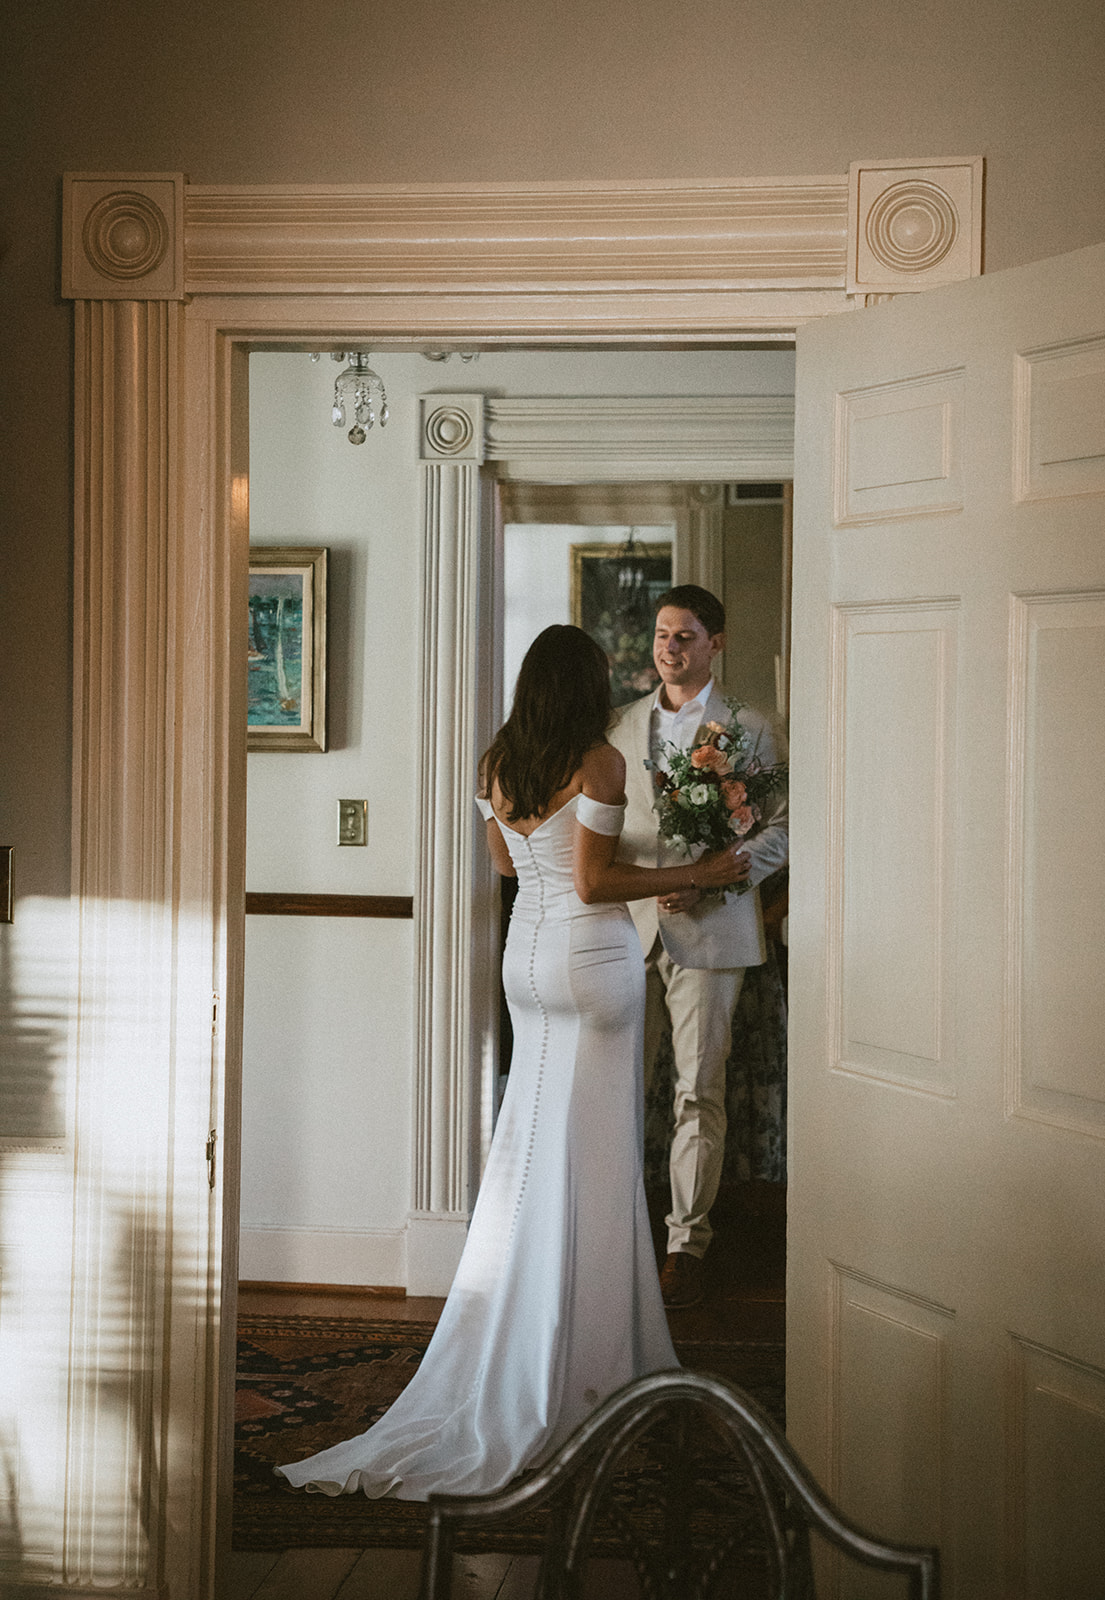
[{"left": 419, "top": 1369, "right": 940, "bottom": 1600}]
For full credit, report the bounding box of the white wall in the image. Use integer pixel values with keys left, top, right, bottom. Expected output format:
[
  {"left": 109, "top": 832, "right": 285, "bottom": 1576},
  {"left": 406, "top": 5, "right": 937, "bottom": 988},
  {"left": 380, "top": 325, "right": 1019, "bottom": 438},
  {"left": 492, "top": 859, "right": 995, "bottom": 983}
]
[
  {"left": 242, "top": 346, "right": 794, "bottom": 1285},
  {"left": 243, "top": 352, "right": 424, "bottom": 1284},
  {"left": 503, "top": 523, "right": 674, "bottom": 707}
]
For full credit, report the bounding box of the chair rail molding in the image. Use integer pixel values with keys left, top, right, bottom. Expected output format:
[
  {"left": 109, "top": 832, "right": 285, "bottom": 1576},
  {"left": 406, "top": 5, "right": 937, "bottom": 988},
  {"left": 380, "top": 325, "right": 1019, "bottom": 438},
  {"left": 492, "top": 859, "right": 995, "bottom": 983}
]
[{"left": 58, "top": 162, "right": 980, "bottom": 1598}]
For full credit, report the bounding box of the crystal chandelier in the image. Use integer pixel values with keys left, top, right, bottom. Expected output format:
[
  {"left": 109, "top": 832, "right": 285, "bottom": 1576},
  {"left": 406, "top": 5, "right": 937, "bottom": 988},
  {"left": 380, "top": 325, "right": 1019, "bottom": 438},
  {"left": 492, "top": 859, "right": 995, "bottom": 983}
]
[
  {"left": 311, "top": 351, "right": 389, "bottom": 445},
  {"left": 420, "top": 349, "right": 479, "bottom": 364},
  {"left": 615, "top": 529, "right": 650, "bottom": 615}
]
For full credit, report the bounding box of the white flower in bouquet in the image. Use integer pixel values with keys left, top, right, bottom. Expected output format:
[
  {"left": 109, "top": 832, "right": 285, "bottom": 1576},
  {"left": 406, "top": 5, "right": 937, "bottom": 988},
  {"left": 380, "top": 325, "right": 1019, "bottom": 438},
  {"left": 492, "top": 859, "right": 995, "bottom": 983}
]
[{"left": 644, "top": 702, "right": 786, "bottom": 897}]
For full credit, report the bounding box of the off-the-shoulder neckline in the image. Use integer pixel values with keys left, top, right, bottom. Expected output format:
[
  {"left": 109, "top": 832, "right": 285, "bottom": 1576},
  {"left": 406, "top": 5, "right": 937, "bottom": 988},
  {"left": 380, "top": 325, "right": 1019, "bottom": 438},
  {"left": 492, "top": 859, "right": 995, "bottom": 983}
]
[{"left": 490, "top": 792, "right": 624, "bottom": 838}]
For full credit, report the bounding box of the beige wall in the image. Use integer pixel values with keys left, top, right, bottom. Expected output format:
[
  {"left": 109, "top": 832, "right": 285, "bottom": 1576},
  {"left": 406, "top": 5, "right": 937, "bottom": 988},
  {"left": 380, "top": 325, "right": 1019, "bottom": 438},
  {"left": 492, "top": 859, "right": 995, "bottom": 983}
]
[
  {"left": 2, "top": 0, "right": 1103, "bottom": 1078},
  {"left": 721, "top": 499, "right": 788, "bottom": 718}
]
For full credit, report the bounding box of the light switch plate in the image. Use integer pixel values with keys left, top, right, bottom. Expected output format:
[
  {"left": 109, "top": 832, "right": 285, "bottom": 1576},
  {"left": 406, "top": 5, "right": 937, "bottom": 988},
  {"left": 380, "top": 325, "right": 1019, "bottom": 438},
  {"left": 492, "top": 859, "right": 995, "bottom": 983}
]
[{"left": 337, "top": 799, "right": 367, "bottom": 846}]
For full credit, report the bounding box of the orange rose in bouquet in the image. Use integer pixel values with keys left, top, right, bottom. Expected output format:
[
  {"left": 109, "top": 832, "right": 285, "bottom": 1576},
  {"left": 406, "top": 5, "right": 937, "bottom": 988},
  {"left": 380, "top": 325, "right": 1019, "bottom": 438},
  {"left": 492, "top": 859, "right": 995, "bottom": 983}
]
[{"left": 645, "top": 702, "right": 786, "bottom": 896}]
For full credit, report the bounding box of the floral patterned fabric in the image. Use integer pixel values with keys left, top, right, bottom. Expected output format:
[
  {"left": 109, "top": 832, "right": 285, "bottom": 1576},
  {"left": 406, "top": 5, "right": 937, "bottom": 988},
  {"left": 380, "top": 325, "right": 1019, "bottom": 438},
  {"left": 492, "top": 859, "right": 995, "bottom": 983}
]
[{"left": 644, "top": 940, "right": 788, "bottom": 1187}]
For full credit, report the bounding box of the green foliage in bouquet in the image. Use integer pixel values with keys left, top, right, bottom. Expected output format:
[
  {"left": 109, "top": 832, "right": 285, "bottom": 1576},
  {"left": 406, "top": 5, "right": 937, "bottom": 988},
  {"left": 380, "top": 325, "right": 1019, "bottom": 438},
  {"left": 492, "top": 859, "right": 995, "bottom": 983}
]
[{"left": 646, "top": 701, "right": 787, "bottom": 892}]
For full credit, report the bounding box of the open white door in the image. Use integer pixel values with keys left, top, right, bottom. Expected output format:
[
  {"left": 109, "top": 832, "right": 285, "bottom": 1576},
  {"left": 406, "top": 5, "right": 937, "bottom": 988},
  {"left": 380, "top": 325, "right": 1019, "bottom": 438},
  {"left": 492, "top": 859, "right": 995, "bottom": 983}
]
[{"left": 788, "top": 242, "right": 1105, "bottom": 1597}]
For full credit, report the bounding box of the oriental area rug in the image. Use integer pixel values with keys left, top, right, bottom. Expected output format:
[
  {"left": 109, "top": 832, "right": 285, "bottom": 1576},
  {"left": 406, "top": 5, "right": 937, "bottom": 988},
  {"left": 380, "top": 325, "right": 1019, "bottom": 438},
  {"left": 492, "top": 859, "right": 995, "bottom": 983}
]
[{"left": 233, "top": 1313, "right": 786, "bottom": 1555}]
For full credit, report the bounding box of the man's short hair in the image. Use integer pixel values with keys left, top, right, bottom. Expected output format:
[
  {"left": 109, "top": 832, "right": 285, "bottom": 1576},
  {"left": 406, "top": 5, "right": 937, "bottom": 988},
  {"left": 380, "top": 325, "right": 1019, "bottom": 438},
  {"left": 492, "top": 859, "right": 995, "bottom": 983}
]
[{"left": 655, "top": 584, "right": 725, "bottom": 637}]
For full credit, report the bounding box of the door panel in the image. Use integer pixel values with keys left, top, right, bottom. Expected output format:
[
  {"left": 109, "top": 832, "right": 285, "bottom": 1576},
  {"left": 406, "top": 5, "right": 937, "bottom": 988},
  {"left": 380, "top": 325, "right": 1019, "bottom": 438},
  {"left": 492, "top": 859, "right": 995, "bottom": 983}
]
[
  {"left": 1014, "top": 595, "right": 1105, "bottom": 1130},
  {"left": 788, "top": 242, "right": 1105, "bottom": 1597},
  {"left": 834, "top": 601, "right": 959, "bottom": 1093}
]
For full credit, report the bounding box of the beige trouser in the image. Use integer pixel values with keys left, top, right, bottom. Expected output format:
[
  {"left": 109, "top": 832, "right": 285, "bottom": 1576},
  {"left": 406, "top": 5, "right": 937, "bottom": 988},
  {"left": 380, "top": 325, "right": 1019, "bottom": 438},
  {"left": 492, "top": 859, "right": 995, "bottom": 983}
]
[{"left": 643, "top": 938, "right": 745, "bottom": 1259}]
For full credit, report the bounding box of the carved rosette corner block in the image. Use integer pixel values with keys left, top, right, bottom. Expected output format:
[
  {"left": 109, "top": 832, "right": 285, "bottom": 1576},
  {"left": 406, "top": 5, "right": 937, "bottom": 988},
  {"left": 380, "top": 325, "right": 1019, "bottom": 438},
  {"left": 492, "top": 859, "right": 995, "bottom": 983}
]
[
  {"left": 847, "top": 158, "right": 983, "bottom": 297},
  {"left": 62, "top": 173, "right": 185, "bottom": 300},
  {"left": 689, "top": 483, "right": 724, "bottom": 506},
  {"left": 419, "top": 396, "right": 485, "bottom": 465}
]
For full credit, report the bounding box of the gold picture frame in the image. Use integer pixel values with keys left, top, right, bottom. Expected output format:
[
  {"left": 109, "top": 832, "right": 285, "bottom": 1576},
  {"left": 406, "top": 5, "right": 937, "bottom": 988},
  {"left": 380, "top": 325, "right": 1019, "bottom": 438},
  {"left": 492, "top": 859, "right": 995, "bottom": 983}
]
[
  {"left": 570, "top": 541, "right": 672, "bottom": 706},
  {"left": 247, "top": 546, "right": 328, "bottom": 752}
]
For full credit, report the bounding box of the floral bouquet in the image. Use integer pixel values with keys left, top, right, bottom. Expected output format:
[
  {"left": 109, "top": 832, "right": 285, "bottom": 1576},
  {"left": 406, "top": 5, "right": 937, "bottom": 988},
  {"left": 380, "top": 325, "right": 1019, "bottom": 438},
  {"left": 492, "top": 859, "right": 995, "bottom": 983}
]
[{"left": 646, "top": 701, "right": 787, "bottom": 896}]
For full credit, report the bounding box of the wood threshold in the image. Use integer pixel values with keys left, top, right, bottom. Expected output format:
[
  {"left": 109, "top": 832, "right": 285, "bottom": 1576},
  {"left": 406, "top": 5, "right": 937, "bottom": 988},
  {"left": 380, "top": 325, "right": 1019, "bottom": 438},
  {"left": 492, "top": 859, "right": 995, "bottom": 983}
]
[
  {"left": 245, "top": 892, "right": 413, "bottom": 918},
  {"left": 239, "top": 1279, "right": 406, "bottom": 1299}
]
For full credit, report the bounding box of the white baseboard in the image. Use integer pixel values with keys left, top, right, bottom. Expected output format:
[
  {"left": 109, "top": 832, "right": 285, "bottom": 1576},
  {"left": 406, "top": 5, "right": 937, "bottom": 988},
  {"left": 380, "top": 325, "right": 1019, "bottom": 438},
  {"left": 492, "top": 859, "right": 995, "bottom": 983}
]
[
  {"left": 238, "top": 1224, "right": 406, "bottom": 1287},
  {"left": 405, "top": 1212, "right": 469, "bottom": 1296}
]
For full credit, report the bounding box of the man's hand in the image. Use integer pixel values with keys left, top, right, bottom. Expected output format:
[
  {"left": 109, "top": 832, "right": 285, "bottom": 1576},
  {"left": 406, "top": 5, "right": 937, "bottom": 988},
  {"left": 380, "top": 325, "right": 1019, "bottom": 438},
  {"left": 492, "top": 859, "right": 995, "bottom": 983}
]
[{"left": 659, "top": 888, "right": 702, "bottom": 914}]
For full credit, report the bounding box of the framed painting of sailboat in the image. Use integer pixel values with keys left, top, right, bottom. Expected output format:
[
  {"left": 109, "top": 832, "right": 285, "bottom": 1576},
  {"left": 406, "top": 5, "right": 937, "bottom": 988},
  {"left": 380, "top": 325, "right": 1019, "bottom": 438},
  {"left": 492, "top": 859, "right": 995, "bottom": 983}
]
[{"left": 247, "top": 546, "right": 328, "bottom": 752}]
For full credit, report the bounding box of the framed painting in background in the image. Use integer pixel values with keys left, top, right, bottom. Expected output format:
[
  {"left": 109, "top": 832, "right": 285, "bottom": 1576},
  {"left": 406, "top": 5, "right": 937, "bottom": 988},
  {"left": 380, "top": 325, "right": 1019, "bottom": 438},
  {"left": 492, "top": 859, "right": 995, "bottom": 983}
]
[
  {"left": 571, "top": 541, "right": 672, "bottom": 706},
  {"left": 248, "top": 546, "right": 328, "bottom": 751}
]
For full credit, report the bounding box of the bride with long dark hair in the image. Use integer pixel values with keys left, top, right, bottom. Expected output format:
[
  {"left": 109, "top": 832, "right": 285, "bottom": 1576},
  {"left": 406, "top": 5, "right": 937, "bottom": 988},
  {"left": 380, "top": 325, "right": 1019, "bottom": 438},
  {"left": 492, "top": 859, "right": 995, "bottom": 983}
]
[{"left": 277, "top": 625, "right": 745, "bottom": 1501}]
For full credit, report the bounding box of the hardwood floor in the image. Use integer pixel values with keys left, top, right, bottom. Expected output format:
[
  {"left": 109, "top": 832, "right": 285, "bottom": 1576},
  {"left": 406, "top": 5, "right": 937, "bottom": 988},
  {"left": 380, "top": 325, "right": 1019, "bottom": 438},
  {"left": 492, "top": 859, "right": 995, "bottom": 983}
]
[
  {"left": 237, "top": 1283, "right": 449, "bottom": 1323},
  {"left": 226, "top": 1182, "right": 785, "bottom": 1600},
  {"left": 222, "top": 1548, "right": 642, "bottom": 1600}
]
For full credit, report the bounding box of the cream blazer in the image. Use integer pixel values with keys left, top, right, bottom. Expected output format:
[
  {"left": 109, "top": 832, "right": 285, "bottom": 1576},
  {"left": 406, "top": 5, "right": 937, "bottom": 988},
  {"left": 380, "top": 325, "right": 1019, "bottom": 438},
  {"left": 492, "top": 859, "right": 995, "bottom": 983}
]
[{"left": 608, "top": 683, "right": 788, "bottom": 971}]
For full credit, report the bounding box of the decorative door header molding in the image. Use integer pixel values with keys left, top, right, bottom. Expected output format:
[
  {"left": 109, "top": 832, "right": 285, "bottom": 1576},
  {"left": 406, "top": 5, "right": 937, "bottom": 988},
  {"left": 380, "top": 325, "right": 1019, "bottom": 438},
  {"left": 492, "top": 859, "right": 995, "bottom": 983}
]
[
  {"left": 56, "top": 156, "right": 981, "bottom": 1596},
  {"left": 484, "top": 395, "right": 794, "bottom": 481},
  {"left": 180, "top": 176, "right": 851, "bottom": 296},
  {"left": 412, "top": 392, "right": 796, "bottom": 481},
  {"left": 62, "top": 164, "right": 984, "bottom": 332}
]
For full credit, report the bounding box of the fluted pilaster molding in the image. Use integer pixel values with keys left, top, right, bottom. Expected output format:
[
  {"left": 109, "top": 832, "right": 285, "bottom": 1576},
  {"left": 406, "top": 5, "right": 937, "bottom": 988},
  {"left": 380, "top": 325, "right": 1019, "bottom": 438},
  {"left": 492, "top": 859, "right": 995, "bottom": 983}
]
[
  {"left": 677, "top": 483, "right": 728, "bottom": 681},
  {"left": 67, "top": 297, "right": 180, "bottom": 1590},
  {"left": 64, "top": 175, "right": 213, "bottom": 1599},
  {"left": 410, "top": 396, "right": 489, "bottom": 1295},
  {"left": 678, "top": 483, "right": 726, "bottom": 591}
]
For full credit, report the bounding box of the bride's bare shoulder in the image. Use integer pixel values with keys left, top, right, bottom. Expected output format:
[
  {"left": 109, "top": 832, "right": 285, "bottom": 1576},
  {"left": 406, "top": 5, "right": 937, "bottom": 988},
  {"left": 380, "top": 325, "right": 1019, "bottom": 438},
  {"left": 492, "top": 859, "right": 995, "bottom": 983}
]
[{"left": 580, "top": 741, "right": 626, "bottom": 803}]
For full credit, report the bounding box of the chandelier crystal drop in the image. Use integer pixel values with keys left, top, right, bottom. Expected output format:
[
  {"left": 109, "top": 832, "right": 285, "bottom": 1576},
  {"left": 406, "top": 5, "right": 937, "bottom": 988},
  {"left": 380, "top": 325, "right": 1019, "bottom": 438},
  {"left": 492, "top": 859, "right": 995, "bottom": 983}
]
[
  {"left": 311, "top": 351, "right": 389, "bottom": 445},
  {"left": 615, "top": 528, "right": 649, "bottom": 605}
]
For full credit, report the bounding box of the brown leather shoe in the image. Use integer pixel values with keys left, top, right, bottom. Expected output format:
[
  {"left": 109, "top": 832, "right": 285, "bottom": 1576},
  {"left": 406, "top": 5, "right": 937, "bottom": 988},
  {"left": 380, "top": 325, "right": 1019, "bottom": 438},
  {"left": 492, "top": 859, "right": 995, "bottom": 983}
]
[{"left": 659, "top": 1251, "right": 704, "bottom": 1309}]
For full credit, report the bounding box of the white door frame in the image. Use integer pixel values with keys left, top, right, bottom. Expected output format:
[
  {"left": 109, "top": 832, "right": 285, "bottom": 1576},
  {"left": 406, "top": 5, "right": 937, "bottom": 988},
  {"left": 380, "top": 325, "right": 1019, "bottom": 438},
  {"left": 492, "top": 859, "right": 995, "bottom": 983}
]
[{"left": 59, "top": 167, "right": 979, "bottom": 1596}]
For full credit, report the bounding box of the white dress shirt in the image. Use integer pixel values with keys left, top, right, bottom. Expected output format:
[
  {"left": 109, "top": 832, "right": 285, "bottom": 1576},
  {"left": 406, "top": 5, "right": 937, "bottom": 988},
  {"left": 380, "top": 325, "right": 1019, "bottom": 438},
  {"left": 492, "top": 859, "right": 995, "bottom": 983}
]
[{"left": 648, "top": 677, "right": 715, "bottom": 774}]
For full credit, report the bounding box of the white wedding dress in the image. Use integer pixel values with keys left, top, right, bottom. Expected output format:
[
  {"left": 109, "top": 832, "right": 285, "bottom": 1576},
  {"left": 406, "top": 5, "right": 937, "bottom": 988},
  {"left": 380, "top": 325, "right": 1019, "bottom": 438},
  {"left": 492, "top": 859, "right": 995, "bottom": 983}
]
[{"left": 276, "top": 792, "right": 677, "bottom": 1501}]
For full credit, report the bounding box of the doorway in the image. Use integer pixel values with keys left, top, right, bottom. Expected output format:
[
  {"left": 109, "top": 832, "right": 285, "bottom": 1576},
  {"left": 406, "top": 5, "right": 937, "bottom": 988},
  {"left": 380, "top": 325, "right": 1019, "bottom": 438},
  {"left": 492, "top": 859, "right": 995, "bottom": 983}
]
[
  {"left": 498, "top": 480, "right": 790, "bottom": 1340},
  {"left": 60, "top": 166, "right": 888, "bottom": 1599},
  {"left": 238, "top": 351, "right": 794, "bottom": 1309},
  {"left": 74, "top": 178, "right": 1105, "bottom": 1600},
  {"left": 232, "top": 357, "right": 793, "bottom": 1583}
]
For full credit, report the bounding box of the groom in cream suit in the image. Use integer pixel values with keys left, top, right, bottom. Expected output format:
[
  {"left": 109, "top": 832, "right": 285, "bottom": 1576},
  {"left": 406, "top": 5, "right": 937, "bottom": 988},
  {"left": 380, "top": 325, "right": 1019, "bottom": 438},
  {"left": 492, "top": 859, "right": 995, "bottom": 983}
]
[{"left": 610, "top": 585, "right": 788, "bottom": 1308}]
